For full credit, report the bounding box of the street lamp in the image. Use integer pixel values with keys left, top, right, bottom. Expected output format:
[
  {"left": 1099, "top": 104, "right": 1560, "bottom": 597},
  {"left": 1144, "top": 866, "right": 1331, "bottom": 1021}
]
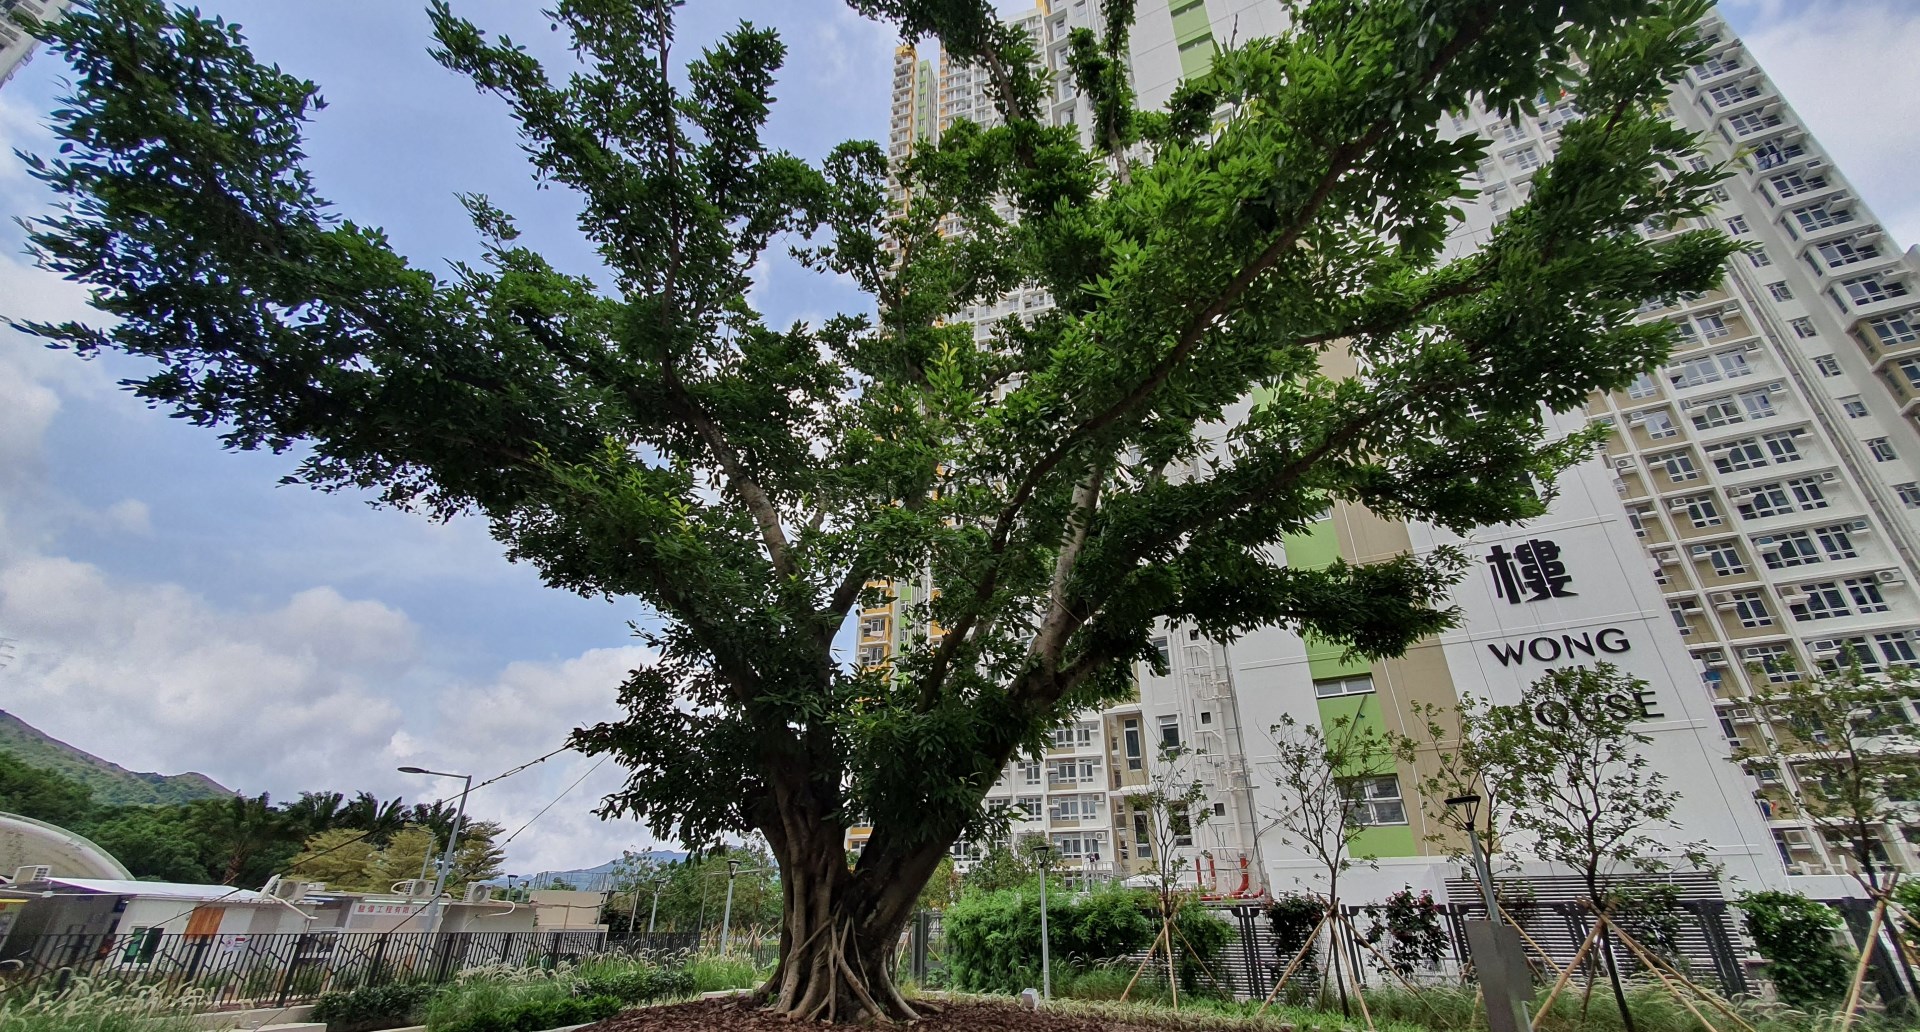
[
  {"left": 720, "top": 858, "right": 743, "bottom": 955},
  {"left": 398, "top": 766, "right": 472, "bottom": 938},
  {"left": 1032, "top": 843, "right": 1055, "bottom": 1000},
  {"left": 1445, "top": 793, "right": 1500, "bottom": 922}
]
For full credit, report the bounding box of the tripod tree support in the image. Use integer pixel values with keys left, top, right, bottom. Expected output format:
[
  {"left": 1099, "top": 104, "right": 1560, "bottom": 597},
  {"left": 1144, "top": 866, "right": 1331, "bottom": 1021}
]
[{"left": 1257, "top": 908, "right": 1333, "bottom": 1017}]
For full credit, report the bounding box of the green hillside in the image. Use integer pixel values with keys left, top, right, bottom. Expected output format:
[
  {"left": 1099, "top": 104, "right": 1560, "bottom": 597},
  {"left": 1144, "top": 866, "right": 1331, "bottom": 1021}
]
[{"left": 0, "top": 710, "right": 231, "bottom": 807}]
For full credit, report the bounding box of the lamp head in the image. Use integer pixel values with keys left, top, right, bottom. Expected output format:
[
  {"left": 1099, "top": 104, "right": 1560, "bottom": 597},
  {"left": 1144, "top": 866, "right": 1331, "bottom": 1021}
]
[
  {"left": 1443, "top": 792, "right": 1483, "bottom": 828},
  {"left": 398, "top": 766, "right": 431, "bottom": 774}
]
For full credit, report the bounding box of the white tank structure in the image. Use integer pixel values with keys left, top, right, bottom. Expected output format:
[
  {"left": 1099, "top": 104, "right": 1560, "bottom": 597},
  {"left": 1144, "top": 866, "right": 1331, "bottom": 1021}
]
[{"left": 0, "top": 811, "right": 133, "bottom": 880}]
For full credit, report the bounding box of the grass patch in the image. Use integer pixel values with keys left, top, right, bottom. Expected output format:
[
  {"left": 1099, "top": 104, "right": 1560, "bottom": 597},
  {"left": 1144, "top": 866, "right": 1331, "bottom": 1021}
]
[
  {"left": 681, "top": 954, "right": 765, "bottom": 994},
  {"left": 0, "top": 979, "right": 202, "bottom": 1032}
]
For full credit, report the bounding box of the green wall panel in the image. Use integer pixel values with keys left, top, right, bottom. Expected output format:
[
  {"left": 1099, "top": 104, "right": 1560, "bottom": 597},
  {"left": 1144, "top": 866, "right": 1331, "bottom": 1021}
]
[{"left": 1349, "top": 824, "right": 1417, "bottom": 859}]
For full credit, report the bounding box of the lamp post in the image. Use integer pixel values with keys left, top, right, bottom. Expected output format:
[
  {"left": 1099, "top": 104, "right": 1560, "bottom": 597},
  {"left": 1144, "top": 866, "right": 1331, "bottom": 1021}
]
[
  {"left": 1033, "top": 842, "right": 1055, "bottom": 1000},
  {"left": 398, "top": 766, "right": 472, "bottom": 938},
  {"left": 1444, "top": 793, "right": 1500, "bottom": 920},
  {"left": 720, "top": 858, "right": 742, "bottom": 955}
]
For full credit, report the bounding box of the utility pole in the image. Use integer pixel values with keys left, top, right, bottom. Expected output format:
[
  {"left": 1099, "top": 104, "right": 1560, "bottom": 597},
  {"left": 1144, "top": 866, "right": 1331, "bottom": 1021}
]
[
  {"left": 397, "top": 767, "right": 471, "bottom": 939},
  {"left": 1035, "top": 843, "right": 1055, "bottom": 1000}
]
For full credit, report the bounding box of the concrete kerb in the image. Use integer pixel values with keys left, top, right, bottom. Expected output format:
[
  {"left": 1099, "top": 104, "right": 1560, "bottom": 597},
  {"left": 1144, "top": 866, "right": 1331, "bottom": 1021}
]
[{"left": 189, "top": 1006, "right": 317, "bottom": 1031}]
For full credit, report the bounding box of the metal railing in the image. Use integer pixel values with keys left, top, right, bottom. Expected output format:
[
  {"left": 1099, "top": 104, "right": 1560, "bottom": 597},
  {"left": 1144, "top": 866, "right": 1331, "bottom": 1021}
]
[{"left": 0, "top": 928, "right": 607, "bottom": 1006}]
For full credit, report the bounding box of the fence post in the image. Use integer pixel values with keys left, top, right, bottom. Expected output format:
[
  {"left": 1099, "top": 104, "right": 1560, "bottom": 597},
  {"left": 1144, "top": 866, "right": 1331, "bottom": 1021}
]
[
  {"left": 367, "top": 935, "right": 389, "bottom": 988},
  {"left": 910, "top": 911, "right": 929, "bottom": 984},
  {"left": 1693, "top": 901, "right": 1749, "bottom": 996},
  {"left": 547, "top": 932, "right": 563, "bottom": 970}
]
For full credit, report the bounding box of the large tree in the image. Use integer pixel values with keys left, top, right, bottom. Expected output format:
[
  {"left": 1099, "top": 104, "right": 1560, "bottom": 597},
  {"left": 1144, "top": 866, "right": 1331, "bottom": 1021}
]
[{"left": 24, "top": 0, "right": 1729, "bottom": 1019}]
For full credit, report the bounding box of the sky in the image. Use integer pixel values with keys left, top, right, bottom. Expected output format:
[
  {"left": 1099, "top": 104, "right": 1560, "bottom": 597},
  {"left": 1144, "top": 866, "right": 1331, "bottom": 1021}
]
[{"left": 1, "top": 0, "right": 1917, "bottom": 877}]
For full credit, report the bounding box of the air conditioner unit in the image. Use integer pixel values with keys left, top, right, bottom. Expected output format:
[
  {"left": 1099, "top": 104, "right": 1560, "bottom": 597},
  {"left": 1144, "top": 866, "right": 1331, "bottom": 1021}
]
[
  {"left": 1768, "top": 381, "right": 1788, "bottom": 393},
  {"left": 1754, "top": 535, "right": 1777, "bottom": 547},
  {"left": 1742, "top": 341, "right": 1761, "bottom": 352},
  {"left": 1783, "top": 829, "right": 1814, "bottom": 847},
  {"left": 1669, "top": 497, "right": 1694, "bottom": 511},
  {"left": 1655, "top": 550, "right": 1680, "bottom": 566},
  {"left": 1612, "top": 456, "right": 1637, "bottom": 470},
  {"left": 273, "top": 880, "right": 308, "bottom": 902},
  {"left": 1702, "top": 652, "right": 1730, "bottom": 669},
  {"left": 1711, "top": 592, "right": 1737, "bottom": 609},
  {"left": 463, "top": 883, "right": 494, "bottom": 904},
  {"left": 1877, "top": 569, "right": 1904, "bottom": 584},
  {"left": 1730, "top": 706, "right": 1753, "bottom": 720},
  {"left": 10, "top": 865, "right": 50, "bottom": 885},
  {"left": 392, "top": 879, "right": 435, "bottom": 898},
  {"left": 1849, "top": 519, "right": 1871, "bottom": 533}
]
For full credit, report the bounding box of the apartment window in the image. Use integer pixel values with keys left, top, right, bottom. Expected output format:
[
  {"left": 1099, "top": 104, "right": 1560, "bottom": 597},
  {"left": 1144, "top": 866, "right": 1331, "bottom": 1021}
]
[
  {"left": 1626, "top": 372, "right": 1659, "bottom": 399},
  {"left": 1728, "top": 110, "right": 1782, "bottom": 136},
  {"left": 1786, "top": 476, "right": 1829, "bottom": 510},
  {"left": 1169, "top": 803, "right": 1194, "bottom": 847},
  {"left": 1849, "top": 577, "right": 1891, "bottom": 614},
  {"left": 1769, "top": 170, "right": 1826, "bottom": 199},
  {"left": 1150, "top": 635, "right": 1171, "bottom": 668},
  {"left": 1897, "top": 357, "right": 1920, "bottom": 389},
  {"left": 1738, "top": 484, "right": 1793, "bottom": 520},
  {"left": 1762, "top": 429, "right": 1806, "bottom": 463},
  {"left": 1699, "top": 313, "right": 1733, "bottom": 340},
  {"left": 1510, "top": 145, "right": 1542, "bottom": 171},
  {"left": 1651, "top": 449, "right": 1702, "bottom": 481},
  {"left": 1681, "top": 494, "right": 1724, "bottom": 528},
  {"left": 1765, "top": 531, "right": 1821, "bottom": 569},
  {"left": 1745, "top": 643, "right": 1801, "bottom": 683},
  {"left": 1340, "top": 776, "right": 1408, "bottom": 826},
  {"left": 1643, "top": 409, "right": 1679, "bottom": 439},
  {"left": 1050, "top": 832, "right": 1104, "bottom": 859},
  {"left": 1708, "top": 83, "right": 1761, "bottom": 108},
  {"left": 1841, "top": 275, "right": 1909, "bottom": 307},
  {"left": 1725, "top": 215, "right": 1750, "bottom": 235},
  {"left": 1314, "top": 675, "right": 1376, "bottom": 699},
  {"left": 1157, "top": 714, "right": 1181, "bottom": 750},
  {"left": 1626, "top": 505, "right": 1653, "bottom": 537},
  {"left": 1876, "top": 632, "right": 1918, "bottom": 666},
  {"left": 1050, "top": 758, "right": 1100, "bottom": 785},
  {"left": 1898, "top": 483, "right": 1920, "bottom": 509},
  {"left": 1052, "top": 723, "right": 1095, "bottom": 749},
  {"left": 1818, "top": 239, "right": 1880, "bottom": 270},
  {"left": 1131, "top": 812, "right": 1152, "bottom": 860},
  {"left": 1866, "top": 314, "right": 1919, "bottom": 347},
  {"left": 1692, "top": 397, "right": 1744, "bottom": 430},
  {"left": 1022, "top": 761, "right": 1043, "bottom": 786},
  {"left": 1709, "top": 438, "right": 1768, "bottom": 473},
  {"left": 1122, "top": 717, "right": 1143, "bottom": 771},
  {"left": 1017, "top": 795, "right": 1044, "bottom": 818},
  {"left": 1751, "top": 140, "right": 1805, "bottom": 170},
  {"left": 1815, "top": 523, "right": 1859, "bottom": 560},
  {"left": 1738, "top": 389, "right": 1777, "bottom": 420},
  {"left": 1793, "top": 582, "right": 1851, "bottom": 621},
  {"left": 1767, "top": 281, "right": 1794, "bottom": 302},
  {"left": 1869, "top": 437, "right": 1898, "bottom": 462},
  {"left": 1049, "top": 794, "right": 1100, "bottom": 821},
  {"left": 1693, "top": 541, "right": 1748, "bottom": 576},
  {"left": 859, "top": 644, "right": 887, "bottom": 665},
  {"left": 1791, "top": 203, "right": 1852, "bottom": 233},
  {"left": 1748, "top": 249, "right": 1773, "bottom": 269},
  {"left": 1841, "top": 396, "right": 1869, "bottom": 418},
  {"left": 1672, "top": 354, "right": 1723, "bottom": 388},
  {"left": 1729, "top": 590, "right": 1773, "bottom": 628},
  {"left": 1814, "top": 355, "right": 1842, "bottom": 377},
  {"left": 1669, "top": 600, "right": 1697, "bottom": 635}
]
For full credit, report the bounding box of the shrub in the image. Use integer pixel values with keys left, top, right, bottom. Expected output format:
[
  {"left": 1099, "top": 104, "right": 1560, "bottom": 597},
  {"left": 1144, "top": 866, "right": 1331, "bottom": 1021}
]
[
  {"left": 1357, "top": 887, "right": 1447, "bottom": 977},
  {"left": 312, "top": 983, "right": 441, "bottom": 1032},
  {"left": 1172, "top": 903, "right": 1234, "bottom": 996},
  {"left": 570, "top": 963, "right": 695, "bottom": 1004},
  {"left": 681, "top": 953, "right": 764, "bottom": 993},
  {"left": 1265, "top": 891, "right": 1325, "bottom": 995},
  {"left": 1737, "top": 890, "right": 1852, "bottom": 1007},
  {"left": 423, "top": 974, "right": 623, "bottom": 1032}
]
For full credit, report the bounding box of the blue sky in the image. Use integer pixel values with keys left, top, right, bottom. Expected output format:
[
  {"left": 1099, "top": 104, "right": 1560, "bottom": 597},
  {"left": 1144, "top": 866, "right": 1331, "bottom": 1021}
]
[{"left": 0, "top": 0, "right": 1916, "bottom": 874}]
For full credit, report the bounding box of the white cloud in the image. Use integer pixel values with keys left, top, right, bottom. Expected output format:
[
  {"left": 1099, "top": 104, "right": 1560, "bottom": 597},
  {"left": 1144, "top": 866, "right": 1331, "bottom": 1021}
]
[{"left": 1724, "top": 0, "right": 1920, "bottom": 247}]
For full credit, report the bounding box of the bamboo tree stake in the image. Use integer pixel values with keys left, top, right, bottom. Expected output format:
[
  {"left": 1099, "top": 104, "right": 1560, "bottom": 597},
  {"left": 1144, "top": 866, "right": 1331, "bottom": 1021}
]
[
  {"left": 1166, "top": 910, "right": 1182, "bottom": 1013},
  {"left": 1530, "top": 919, "right": 1605, "bottom": 1031},
  {"left": 1121, "top": 921, "right": 1170, "bottom": 1003},
  {"left": 1839, "top": 893, "right": 1892, "bottom": 1032},
  {"left": 1604, "top": 920, "right": 1758, "bottom": 1032},
  {"left": 1257, "top": 910, "right": 1333, "bottom": 1017},
  {"left": 1331, "top": 912, "right": 1377, "bottom": 1032},
  {"left": 1601, "top": 915, "right": 1724, "bottom": 1032}
]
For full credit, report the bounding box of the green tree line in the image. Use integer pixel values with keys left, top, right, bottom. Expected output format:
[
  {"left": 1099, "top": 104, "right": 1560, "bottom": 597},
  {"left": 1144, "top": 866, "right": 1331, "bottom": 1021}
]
[{"left": 0, "top": 749, "right": 503, "bottom": 889}]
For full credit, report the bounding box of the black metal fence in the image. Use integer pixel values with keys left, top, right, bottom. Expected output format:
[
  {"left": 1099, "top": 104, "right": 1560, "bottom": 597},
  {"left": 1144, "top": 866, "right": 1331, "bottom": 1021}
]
[{"left": 0, "top": 929, "right": 607, "bottom": 1007}]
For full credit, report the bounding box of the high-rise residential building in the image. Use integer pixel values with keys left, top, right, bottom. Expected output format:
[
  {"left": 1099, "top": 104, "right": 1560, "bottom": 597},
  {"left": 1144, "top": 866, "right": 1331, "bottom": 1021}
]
[
  {"left": 0, "top": 0, "right": 68, "bottom": 87},
  {"left": 873, "top": 1, "right": 1914, "bottom": 901}
]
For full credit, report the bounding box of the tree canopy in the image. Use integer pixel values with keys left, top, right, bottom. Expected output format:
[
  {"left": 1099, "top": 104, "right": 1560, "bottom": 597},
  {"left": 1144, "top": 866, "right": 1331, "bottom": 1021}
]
[{"left": 25, "top": 0, "right": 1731, "bottom": 1019}]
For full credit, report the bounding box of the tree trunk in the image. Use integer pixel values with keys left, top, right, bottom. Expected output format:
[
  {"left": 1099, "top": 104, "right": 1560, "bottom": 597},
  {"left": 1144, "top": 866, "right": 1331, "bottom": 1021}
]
[{"left": 753, "top": 788, "right": 949, "bottom": 1023}]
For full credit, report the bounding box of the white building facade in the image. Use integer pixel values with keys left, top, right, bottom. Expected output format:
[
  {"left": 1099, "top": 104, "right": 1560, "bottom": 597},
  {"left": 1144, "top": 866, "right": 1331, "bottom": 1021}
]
[{"left": 873, "top": 1, "right": 1920, "bottom": 903}]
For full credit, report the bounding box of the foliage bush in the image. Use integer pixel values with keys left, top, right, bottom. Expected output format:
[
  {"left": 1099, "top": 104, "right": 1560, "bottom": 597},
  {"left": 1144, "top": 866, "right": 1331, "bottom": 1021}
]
[
  {"left": 1737, "top": 890, "right": 1853, "bottom": 1007},
  {"left": 570, "top": 959, "right": 696, "bottom": 1003},
  {"left": 312, "top": 982, "right": 442, "bottom": 1032},
  {"left": 1264, "top": 892, "right": 1325, "bottom": 992},
  {"left": 1357, "top": 887, "right": 1447, "bottom": 978},
  {"left": 680, "top": 953, "right": 766, "bottom": 994},
  {"left": 945, "top": 882, "right": 1231, "bottom": 995},
  {"left": 423, "top": 973, "right": 622, "bottom": 1032}
]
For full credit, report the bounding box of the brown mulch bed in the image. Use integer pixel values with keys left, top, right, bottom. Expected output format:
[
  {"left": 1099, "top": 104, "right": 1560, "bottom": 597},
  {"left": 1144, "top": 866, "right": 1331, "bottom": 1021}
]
[{"left": 585, "top": 997, "right": 1220, "bottom": 1032}]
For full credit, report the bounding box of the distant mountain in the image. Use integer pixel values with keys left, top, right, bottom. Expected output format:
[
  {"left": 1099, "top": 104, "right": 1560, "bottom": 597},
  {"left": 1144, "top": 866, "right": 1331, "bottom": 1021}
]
[
  {"left": 0, "top": 710, "right": 232, "bottom": 807},
  {"left": 495, "top": 852, "right": 688, "bottom": 892}
]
